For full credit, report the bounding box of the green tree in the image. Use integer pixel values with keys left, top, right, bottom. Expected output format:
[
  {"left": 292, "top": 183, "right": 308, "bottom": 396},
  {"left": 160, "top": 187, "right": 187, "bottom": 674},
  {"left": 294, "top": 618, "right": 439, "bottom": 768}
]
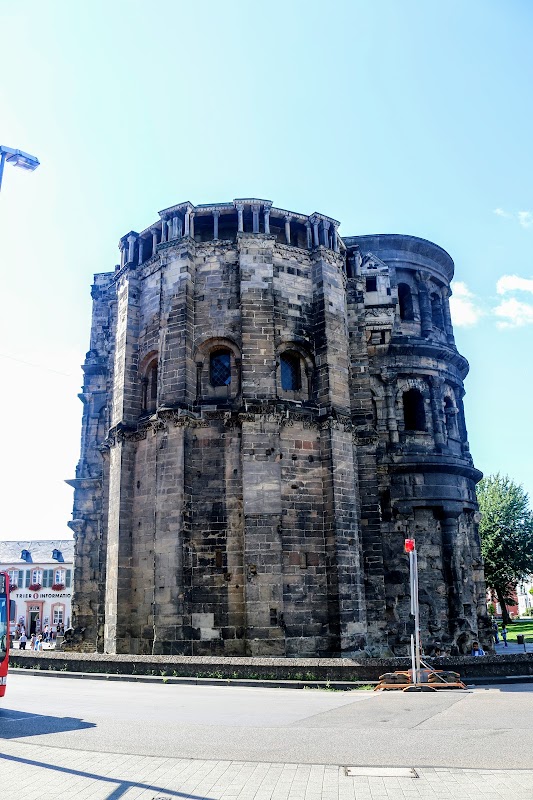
[{"left": 477, "top": 474, "right": 533, "bottom": 625}]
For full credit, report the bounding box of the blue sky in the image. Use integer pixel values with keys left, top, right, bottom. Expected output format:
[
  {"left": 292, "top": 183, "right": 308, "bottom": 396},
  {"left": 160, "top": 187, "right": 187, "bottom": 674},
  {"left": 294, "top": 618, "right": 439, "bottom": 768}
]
[{"left": 0, "top": 0, "right": 532, "bottom": 540}]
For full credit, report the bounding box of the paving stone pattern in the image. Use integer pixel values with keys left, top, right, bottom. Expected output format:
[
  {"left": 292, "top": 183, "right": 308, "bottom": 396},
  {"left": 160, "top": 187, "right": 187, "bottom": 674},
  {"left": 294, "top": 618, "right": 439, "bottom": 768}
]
[
  {"left": 69, "top": 199, "right": 491, "bottom": 659},
  {"left": 1, "top": 740, "right": 530, "bottom": 800}
]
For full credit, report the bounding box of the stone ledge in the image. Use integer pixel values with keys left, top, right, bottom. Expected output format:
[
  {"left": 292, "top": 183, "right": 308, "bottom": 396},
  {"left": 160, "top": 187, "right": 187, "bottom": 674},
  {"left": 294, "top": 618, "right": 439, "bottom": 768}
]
[{"left": 9, "top": 650, "right": 533, "bottom": 682}]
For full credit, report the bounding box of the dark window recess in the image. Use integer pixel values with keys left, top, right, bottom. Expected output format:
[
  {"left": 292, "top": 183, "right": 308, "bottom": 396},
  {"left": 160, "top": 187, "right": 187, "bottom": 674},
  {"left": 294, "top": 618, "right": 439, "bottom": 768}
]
[
  {"left": 280, "top": 353, "right": 301, "bottom": 391},
  {"left": 403, "top": 388, "right": 426, "bottom": 431},
  {"left": 366, "top": 276, "right": 377, "bottom": 292},
  {"left": 269, "top": 608, "right": 278, "bottom": 626},
  {"left": 210, "top": 351, "right": 231, "bottom": 386},
  {"left": 398, "top": 283, "right": 414, "bottom": 321},
  {"left": 150, "top": 364, "right": 158, "bottom": 399},
  {"left": 215, "top": 550, "right": 223, "bottom": 569}
]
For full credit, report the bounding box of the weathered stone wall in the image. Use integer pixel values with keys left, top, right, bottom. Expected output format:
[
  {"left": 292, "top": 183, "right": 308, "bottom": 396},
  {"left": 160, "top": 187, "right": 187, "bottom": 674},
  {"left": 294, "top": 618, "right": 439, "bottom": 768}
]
[{"left": 69, "top": 200, "right": 489, "bottom": 659}]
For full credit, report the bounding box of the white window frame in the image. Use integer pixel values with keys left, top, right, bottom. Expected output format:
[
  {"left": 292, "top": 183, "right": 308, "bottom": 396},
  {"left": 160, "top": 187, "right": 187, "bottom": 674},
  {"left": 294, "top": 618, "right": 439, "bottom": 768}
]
[
  {"left": 52, "top": 606, "right": 64, "bottom": 625},
  {"left": 31, "top": 569, "right": 43, "bottom": 585},
  {"left": 54, "top": 569, "right": 65, "bottom": 585},
  {"left": 8, "top": 569, "right": 19, "bottom": 586}
]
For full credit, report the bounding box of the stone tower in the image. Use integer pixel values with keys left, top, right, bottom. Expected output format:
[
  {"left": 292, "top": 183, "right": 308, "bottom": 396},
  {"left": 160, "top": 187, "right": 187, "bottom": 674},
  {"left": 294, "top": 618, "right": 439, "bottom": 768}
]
[{"left": 68, "top": 199, "right": 490, "bottom": 657}]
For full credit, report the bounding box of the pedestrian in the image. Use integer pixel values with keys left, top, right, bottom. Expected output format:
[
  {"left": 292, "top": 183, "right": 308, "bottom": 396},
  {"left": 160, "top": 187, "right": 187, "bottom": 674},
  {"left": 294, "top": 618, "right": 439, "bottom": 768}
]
[
  {"left": 34, "top": 634, "right": 42, "bottom": 651},
  {"left": 492, "top": 620, "right": 499, "bottom": 643},
  {"left": 19, "top": 631, "right": 27, "bottom": 650},
  {"left": 501, "top": 625, "right": 508, "bottom": 647},
  {"left": 471, "top": 641, "right": 485, "bottom": 656},
  {"left": 29, "top": 634, "right": 35, "bottom": 650}
]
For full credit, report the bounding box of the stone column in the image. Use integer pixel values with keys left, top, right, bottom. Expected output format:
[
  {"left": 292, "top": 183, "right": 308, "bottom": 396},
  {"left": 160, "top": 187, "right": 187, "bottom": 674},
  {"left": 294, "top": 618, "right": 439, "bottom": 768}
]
[
  {"left": 284, "top": 215, "right": 291, "bottom": 244},
  {"left": 160, "top": 218, "right": 167, "bottom": 243},
  {"left": 322, "top": 220, "right": 331, "bottom": 248},
  {"left": 442, "top": 287, "right": 455, "bottom": 345},
  {"left": 380, "top": 370, "right": 399, "bottom": 445},
  {"left": 152, "top": 229, "right": 158, "bottom": 253},
  {"left": 105, "top": 267, "right": 141, "bottom": 653},
  {"left": 167, "top": 219, "right": 172, "bottom": 241},
  {"left": 417, "top": 275, "right": 432, "bottom": 337},
  {"left": 213, "top": 210, "right": 220, "bottom": 240},
  {"left": 236, "top": 202, "right": 244, "bottom": 232},
  {"left": 441, "top": 511, "right": 464, "bottom": 640},
  {"left": 138, "top": 238, "right": 144, "bottom": 265},
  {"left": 252, "top": 204, "right": 260, "bottom": 233},
  {"left": 119, "top": 243, "right": 125, "bottom": 270},
  {"left": 127, "top": 234, "right": 136, "bottom": 264},
  {"left": 429, "top": 376, "right": 445, "bottom": 448},
  {"left": 311, "top": 217, "right": 320, "bottom": 247},
  {"left": 184, "top": 210, "right": 190, "bottom": 237},
  {"left": 306, "top": 221, "right": 312, "bottom": 249},
  {"left": 332, "top": 224, "right": 339, "bottom": 252},
  {"left": 189, "top": 212, "right": 195, "bottom": 239},
  {"left": 264, "top": 206, "right": 270, "bottom": 234}
]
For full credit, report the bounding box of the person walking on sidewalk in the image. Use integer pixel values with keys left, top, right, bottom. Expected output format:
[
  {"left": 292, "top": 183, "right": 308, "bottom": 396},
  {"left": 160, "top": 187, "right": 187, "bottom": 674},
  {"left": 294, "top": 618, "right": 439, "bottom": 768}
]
[
  {"left": 492, "top": 620, "right": 499, "bottom": 643},
  {"left": 501, "top": 625, "right": 508, "bottom": 647}
]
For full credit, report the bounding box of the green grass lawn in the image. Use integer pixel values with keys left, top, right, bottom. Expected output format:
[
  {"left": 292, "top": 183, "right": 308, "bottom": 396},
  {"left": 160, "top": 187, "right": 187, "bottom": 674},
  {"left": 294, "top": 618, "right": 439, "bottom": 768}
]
[{"left": 499, "top": 618, "right": 533, "bottom": 642}]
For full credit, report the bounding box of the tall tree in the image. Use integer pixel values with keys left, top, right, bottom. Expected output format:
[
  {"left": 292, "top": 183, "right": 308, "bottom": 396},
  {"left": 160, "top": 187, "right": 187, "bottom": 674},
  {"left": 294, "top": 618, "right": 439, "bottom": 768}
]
[{"left": 477, "top": 474, "right": 533, "bottom": 625}]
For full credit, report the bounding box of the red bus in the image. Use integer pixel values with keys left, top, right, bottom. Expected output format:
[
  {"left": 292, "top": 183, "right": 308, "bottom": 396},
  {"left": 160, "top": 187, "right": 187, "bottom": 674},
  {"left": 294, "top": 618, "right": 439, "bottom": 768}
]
[{"left": 0, "top": 571, "right": 9, "bottom": 697}]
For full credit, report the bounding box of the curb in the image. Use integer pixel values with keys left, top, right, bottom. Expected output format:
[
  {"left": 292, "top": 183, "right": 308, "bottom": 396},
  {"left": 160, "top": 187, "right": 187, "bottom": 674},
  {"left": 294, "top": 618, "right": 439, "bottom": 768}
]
[{"left": 8, "top": 668, "right": 374, "bottom": 690}]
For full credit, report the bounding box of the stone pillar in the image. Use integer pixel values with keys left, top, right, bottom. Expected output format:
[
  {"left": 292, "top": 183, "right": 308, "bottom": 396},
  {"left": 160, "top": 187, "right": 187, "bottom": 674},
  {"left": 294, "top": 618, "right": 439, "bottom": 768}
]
[
  {"left": 127, "top": 234, "right": 136, "bottom": 264},
  {"left": 380, "top": 370, "right": 399, "bottom": 445},
  {"left": 429, "top": 376, "right": 445, "bottom": 448},
  {"left": 177, "top": 216, "right": 183, "bottom": 238},
  {"left": 417, "top": 275, "right": 432, "bottom": 337},
  {"left": 189, "top": 212, "right": 195, "bottom": 239},
  {"left": 213, "top": 210, "right": 220, "bottom": 240},
  {"left": 105, "top": 267, "right": 142, "bottom": 653},
  {"left": 312, "top": 247, "right": 367, "bottom": 653},
  {"left": 152, "top": 229, "right": 158, "bottom": 253},
  {"left": 332, "top": 224, "right": 339, "bottom": 252},
  {"left": 172, "top": 216, "right": 178, "bottom": 239},
  {"left": 236, "top": 202, "right": 244, "bottom": 232},
  {"left": 138, "top": 238, "right": 144, "bottom": 265},
  {"left": 284, "top": 215, "right": 291, "bottom": 244},
  {"left": 119, "top": 243, "right": 125, "bottom": 269},
  {"left": 441, "top": 511, "right": 464, "bottom": 640},
  {"left": 312, "top": 217, "right": 320, "bottom": 247},
  {"left": 252, "top": 204, "right": 260, "bottom": 233},
  {"left": 184, "top": 210, "right": 190, "bottom": 237},
  {"left": 264, "top": 206, "right": 270, "bottom": 234},
  {"left": 167, "top": 219, "right": 172, "bottom": 241},
  {"left": 322, "top": 220, "right": 331, "bottom": 248},
  {"left": 306, "top": 221, "right": 312, "bottom": 249},
  {"left": 442, "top": 287, "right": 455, "bottom": 345},
  {"left": 160, "top": 218, "right": 167, "bottom": 243}
]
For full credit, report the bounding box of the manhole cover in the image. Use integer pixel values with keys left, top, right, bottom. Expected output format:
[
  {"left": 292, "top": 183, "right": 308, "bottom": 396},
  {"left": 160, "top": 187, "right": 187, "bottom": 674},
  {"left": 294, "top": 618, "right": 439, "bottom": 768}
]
[{"left": 344, "top": 767, "right": 418, "bottom": 778}]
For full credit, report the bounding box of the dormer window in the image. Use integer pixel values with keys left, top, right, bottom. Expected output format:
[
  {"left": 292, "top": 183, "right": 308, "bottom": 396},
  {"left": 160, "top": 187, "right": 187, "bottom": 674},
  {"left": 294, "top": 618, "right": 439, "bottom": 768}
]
[
  {"left": 52, "top": 549, "right": 63, "bottom": 562},
  {"left": 21, "top": 549, "right": 31, "bottom": 562}
]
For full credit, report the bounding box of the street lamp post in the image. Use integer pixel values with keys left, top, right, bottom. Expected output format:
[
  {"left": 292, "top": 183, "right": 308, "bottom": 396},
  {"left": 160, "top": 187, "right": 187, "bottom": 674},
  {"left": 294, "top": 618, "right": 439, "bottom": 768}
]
[
  {"left": 0, "top": 146, "right": 40, "bottom": 191},
  {"left": 404, "top": 537, "right": 421, "bottom": 684}
]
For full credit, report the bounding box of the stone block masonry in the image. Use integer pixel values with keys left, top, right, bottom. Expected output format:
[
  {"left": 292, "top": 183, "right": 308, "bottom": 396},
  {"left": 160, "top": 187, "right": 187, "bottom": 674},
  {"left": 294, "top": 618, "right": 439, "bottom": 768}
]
[{"left": 69, "top": 199, "right": 490, "bottom": 657}]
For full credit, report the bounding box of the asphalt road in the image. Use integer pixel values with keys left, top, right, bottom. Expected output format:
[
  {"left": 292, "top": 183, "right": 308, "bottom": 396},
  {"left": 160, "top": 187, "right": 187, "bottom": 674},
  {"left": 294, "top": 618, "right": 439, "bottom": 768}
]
[{"left": 2, "top": 673, "right": 533, "bottom": 770}]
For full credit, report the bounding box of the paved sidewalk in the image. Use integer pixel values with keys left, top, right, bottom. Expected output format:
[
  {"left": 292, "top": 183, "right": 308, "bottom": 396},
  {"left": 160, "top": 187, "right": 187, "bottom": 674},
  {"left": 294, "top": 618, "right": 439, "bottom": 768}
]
[{"left": 0, "top": 739, "right": 531, "bottom": 800}]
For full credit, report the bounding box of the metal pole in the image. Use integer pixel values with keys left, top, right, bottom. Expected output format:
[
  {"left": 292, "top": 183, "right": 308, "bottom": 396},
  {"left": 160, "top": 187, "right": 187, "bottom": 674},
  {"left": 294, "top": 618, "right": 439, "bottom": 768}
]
[
  {"left": 413, "top": 549, "right": 421, "bottom": 683},
  {"left": 409, "top": 550, "right": 416, "bottom": 681},
  {"left": 0, "top": 152, "right": 6, "bottom": 192}
]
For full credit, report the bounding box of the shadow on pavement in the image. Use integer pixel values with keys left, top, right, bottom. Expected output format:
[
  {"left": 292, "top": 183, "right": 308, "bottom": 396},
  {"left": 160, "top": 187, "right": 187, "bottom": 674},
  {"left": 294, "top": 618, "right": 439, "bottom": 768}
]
[
  {"left": 0, "top": 751, "right": 214, "bottom": 800},
  {"left": 0, "top": 707, "right": 96, "bottom": 738}
]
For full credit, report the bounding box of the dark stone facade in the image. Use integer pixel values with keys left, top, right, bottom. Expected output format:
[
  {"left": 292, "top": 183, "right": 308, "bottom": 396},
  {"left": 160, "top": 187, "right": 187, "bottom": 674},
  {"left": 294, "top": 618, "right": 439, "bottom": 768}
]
[{"left": 68, "top": 199, "right": 490, "bottom": 657}]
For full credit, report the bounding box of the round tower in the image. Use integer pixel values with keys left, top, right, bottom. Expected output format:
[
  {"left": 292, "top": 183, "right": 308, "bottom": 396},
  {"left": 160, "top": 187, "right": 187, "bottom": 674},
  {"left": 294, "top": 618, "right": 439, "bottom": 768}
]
[{"left": 344, "top": 234, "right": 489, "bottom": 655}]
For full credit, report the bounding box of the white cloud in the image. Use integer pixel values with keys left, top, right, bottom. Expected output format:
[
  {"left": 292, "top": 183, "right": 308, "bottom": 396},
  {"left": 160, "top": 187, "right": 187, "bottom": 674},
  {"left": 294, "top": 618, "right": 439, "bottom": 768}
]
[
  {"left": 493, "top": 208, "right": 533, "bottom": 228},
  {"left": 518, "top": 211, "right": 533, "bottom": 229},
  {"left": 494, "top": 298, "right": 533, "bottom": 328},
  {"left": 449, "top": 281, "right": 484, "bottom": 327},
  {"left": 496, "top": 275, "right": 533, "bottom": 295}
]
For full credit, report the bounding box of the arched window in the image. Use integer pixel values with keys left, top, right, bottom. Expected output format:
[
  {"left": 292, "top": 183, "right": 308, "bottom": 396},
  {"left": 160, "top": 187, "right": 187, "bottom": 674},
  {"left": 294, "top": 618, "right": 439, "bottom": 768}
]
[
  {"left": 142, "top": 359, "right": 158, "bottom": 413},
  {"left": 398, "top": 283, "right": 414, "bottom": 321},
  {"left": 431, "top": 293, "right": 445, "bottom": 330},
  {"left": 403, "top": 388, "right": 426, "bottom": 431},
  {"left": 210, "top": 350, "right": 232, "bottom": 387},
  {"left": 280, "top": 352, "right": 301, "bottom": 391}
]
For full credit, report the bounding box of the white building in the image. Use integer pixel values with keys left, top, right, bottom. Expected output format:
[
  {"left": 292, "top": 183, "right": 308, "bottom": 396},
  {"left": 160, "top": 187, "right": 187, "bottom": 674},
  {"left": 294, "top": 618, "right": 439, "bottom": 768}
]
[
  {"left": 0, "top": 540, "right": 73, "bottom": 635},
  {"left": 517, "top": 578, "right": 533, "bottom": 617}
]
